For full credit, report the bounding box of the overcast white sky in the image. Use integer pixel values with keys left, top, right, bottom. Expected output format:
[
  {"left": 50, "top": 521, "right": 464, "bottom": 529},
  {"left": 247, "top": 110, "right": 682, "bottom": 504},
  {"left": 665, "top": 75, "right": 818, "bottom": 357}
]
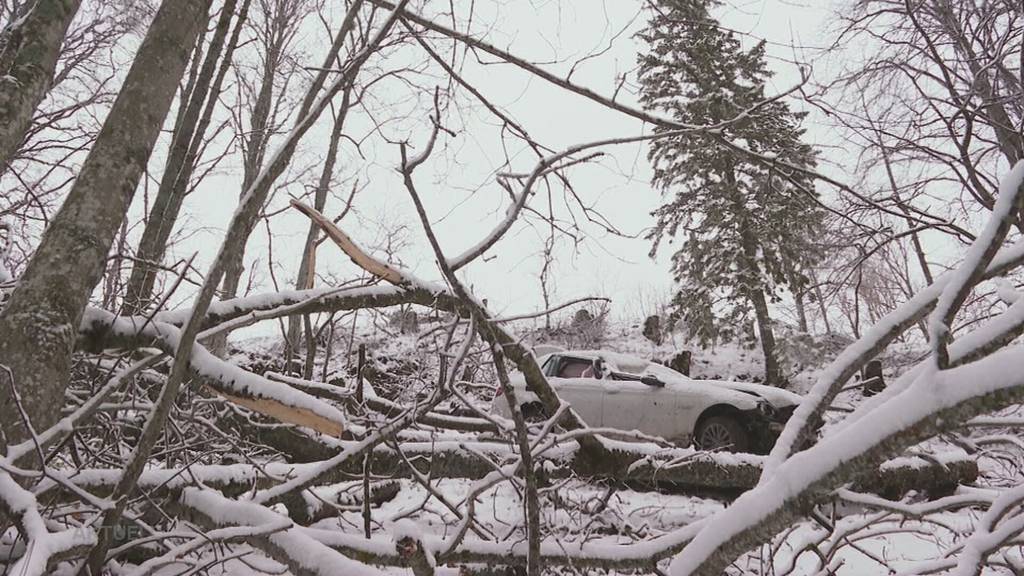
[{"left": 154, "top": 0, "right": 840, "bottom": 337}]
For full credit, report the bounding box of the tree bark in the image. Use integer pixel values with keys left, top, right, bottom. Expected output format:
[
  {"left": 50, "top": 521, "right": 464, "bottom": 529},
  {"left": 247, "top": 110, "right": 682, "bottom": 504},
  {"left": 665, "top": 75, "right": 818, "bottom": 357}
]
[
  {"left": 0, "top": 0, "right": 82, "bottom": 171},
  {"left": 792, "top": 279, "right": 809, "bottom": 333},
  {"left": 749, "top": 283, "right": 782, "bottom": 385},
  {"left": 734, "top": 191, "right": 782, "bottom": 384},
  {"left": 0, "top": 0, "right": 211, "bottom": 448}
]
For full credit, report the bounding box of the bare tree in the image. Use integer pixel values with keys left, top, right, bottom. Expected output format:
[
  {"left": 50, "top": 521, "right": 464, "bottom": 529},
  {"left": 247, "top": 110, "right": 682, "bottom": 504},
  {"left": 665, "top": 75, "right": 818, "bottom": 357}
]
[
  {"left": 207, "top": 0, "right": 322, "bottom": 356},
  {"left": 0, "top": 0, "right": 82, "bottom": 169},
  {"left": 0, "top": 0, "right": 211, "bottom": 447},
  {"left": 284, "top": 84, "right": 355, "bottom": 363},
  {"left": 122, "top": 0, "right": 251, "bottom": 314}
]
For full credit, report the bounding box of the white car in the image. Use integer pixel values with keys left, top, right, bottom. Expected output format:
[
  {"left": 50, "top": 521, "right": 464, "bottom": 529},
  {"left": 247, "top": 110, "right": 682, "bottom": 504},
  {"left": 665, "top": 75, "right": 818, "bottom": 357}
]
[{"left": 490, "top": 349, "right": 805, "bottom": 454}]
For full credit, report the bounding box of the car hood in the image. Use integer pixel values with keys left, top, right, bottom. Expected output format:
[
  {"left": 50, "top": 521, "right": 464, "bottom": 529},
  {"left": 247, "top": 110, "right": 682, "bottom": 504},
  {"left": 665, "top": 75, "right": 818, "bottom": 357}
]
[{"left": 687, "top": 379, "right": 802, "bottom": 407}]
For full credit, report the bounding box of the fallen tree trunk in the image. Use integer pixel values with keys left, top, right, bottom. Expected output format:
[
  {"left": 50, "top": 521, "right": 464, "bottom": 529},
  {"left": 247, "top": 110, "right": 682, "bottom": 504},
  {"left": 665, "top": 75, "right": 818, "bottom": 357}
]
[
  {"left": 77, "top": 309, "right": 349, "bottom": 438},
  {"left": 58, "top": 432, "right": 975, "bottom": 504},
  {"left": 262, "top": 370, "right": 500, "bottom": 434},
  {"left": 164, "top": 447, "right": 979, "bottom": 573}
]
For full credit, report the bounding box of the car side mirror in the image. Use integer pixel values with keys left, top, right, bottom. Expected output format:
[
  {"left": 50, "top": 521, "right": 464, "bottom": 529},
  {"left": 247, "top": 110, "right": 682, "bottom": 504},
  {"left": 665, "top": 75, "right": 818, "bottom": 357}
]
[{"left": 641, "top": 375, "right": 665, "bottom": 387}]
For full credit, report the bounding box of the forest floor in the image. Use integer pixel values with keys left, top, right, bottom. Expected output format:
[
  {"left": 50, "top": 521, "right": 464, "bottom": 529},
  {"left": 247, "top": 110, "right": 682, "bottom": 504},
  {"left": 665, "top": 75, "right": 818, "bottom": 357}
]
[{"left": 209, "top": 320, "right": 1008, "bottom": 576}]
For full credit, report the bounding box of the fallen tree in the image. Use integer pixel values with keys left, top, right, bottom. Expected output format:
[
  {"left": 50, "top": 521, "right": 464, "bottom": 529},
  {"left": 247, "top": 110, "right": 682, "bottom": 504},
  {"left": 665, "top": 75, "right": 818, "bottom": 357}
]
[{"left": 45, "top": 431, "right": 979, "bottom": 509}]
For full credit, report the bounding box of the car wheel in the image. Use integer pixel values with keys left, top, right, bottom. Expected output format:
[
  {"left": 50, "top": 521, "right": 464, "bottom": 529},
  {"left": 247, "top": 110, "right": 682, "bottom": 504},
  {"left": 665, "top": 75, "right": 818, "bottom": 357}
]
[{"left": 695, "top": 416, "right": 750, "bottom": 453}]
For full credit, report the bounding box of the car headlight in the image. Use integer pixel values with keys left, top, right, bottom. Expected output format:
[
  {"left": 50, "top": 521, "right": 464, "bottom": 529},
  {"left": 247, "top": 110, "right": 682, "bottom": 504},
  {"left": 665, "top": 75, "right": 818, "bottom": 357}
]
[{"left": 757, "top": 401, "right": 776, "bottom": 418}]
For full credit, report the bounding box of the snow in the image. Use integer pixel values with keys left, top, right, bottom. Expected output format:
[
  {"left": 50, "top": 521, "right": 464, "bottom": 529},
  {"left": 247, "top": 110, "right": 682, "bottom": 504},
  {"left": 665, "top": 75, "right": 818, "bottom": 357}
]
[
  {"left": 80, "top": 308, "right": 348, "bottom": 432},
  {"left": 761, "top": 229, "right": 1024, "bottom": 483},
  {"left": 877, "top": 448, "right": 971, "bottom": 470},
  {"left": 305, "top": 476, "right": 720, "bottom": 565},
  {"left": 180, "top": 488, "right": 386, "bottom": 575},
  {"left": 927, "top": 160, "right": 1024, "bottom": 359},
  {"left": 50, "top": 462, "right": 305, "bottom": 491},
  {"left": 383, "top": 518, "right": 421, "bottom": 542},
  {"left": 947, "top": 482, "right": 1024, "bottom": 576},
  {"left": 0, "top": 471, "right": 96, "bottom": 576},
  {"left": 154, "top": 284, "right": 415, "bottom": 326},
  {"left": 668, "top": 327, "right": 1024, "bottom": 574},
  {"left": 48, "top": 158, "right": 1024, "bottom": 574},
  {"left": 994, "top": 277, "right": 1021, "bottom": 305},
  {"left": 835, "top": 250, "right": 1024, "bottom": 436}
]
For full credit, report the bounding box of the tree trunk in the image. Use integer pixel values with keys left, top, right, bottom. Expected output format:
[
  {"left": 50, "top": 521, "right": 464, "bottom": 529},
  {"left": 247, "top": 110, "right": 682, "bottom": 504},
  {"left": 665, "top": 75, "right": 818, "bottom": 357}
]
[
  {"left": 0, "top": 0, "right": 210, "bottom": 448},
  {"left": 208, "top": 0, "right": 366, "bottom": 356},
  {"left": 793, "top": 282, "right": 809, "bottom": 333},
  {"left": 207, "top": 29, "right": 282, "bottom": 357},
  {"left": 0, "top": 0, "right": 82, "bottom": 170},
  {"left": 123, "top": 0, "right": 249, "bottom": 314},
  {"left": 930, "top": 0, "right": 1023, "bottom": 165},
  {"left": 727, "top": 169, "right": 783, "bottom": 386},
  {"left": 810, "top": 271, "right": 832, "bottom": 334},
  {"left": 749, "top": 285, "right": 782, "bottom": 386},
  {"left": 285, "top": 87, "right": 352, "bottom": 356}
]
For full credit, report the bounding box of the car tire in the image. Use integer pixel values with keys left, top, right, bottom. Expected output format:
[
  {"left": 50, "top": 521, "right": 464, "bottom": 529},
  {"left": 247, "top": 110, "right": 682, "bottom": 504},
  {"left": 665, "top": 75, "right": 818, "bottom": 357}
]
[{"left": 695, "top": 415, "right": 750, "bottom": 453}]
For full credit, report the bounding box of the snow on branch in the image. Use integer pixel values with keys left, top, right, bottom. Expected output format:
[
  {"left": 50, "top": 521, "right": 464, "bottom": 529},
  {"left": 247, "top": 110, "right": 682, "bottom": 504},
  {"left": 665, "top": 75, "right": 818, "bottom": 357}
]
[
  {"left": 78, "top": 308, "right": 348, "bottom": 437},
  {"left": 833, "top": 291, "right": 1024, "bottom": 437},
  {"left": 761, "top": 236, "right": 1024, "bottom": 483},
  {"left": 0, "top": 471, "right": 95, "bottom": 576},
  {"left": 152, "top": 283, "right": 453, "bottom": 329},
  {"left": 179, "top": 488, "right": 386, "bottom": 576},
  {"left": 927, "top": 161, "right": 1024, "bottom": 367}
]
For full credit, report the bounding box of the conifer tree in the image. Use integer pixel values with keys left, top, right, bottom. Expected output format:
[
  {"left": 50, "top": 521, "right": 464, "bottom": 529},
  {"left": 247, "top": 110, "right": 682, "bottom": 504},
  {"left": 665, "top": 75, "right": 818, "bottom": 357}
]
[{"left": 638, "top": 0, "right": 824, "bottom": 386}]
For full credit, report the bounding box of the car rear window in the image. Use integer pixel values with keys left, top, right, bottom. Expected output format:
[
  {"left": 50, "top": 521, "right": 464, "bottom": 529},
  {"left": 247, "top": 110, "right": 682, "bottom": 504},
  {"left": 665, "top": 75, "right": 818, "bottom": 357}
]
[{"left": 557, "top": 359, "right": 592, "bottom": 378}]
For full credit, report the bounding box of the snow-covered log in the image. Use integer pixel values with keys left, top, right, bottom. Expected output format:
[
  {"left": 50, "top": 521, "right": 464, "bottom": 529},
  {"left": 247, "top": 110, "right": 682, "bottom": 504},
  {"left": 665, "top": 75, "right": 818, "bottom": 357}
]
[
  {"left": 77, "top": 309, "right": 349, "bottom": 437},
  {"left": 178, "top": 488, "right": 386, "bottom": 576},
  {"left": 54, "top": 437, "right": 975, "bottom": 505},
  {"left": 0, "top": 471, "right": 96, "bottom": 576}
]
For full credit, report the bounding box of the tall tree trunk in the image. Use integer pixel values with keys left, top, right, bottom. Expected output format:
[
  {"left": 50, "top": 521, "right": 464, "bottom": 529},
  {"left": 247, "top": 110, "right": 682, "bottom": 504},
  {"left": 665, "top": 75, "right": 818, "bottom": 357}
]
[
  {"left": 0, "top": 0, "right": 82, "bottom": 170},
  {"left": 285, "top": 86, "right": 352, "bottom": 358},
  {"left": 208, "top": 0, "right": 366, "bottom": 357},
  {"left": 810, "top": 271, "right": 832, "bottom": 335},
  {"left": 736, "top": 227, "right": 781, "bottom": 385},
  {"left": 726, "top": 169, "right": 783, "bottom": 386},
  {"left": 123, "top": 0, "right": 250, "bottom": 314},
  {"left": 207, "top": 26, "right": 283, "bottom": 358},
  {"left": 0, "top": 0, "right": 210, "bottom": 448},
  {"left": 793, "top": 283, "right": 809, "bottom": 334},
  {"left": 749, "top": 283, "right": 782, "bottom": 386}
]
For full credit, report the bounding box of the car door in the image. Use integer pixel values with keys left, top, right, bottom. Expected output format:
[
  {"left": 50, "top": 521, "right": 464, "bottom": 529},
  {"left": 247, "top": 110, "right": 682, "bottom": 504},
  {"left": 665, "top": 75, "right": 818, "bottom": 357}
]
[
  {"left": 601, "top": 377, "right": 677, "bottom": 438},
  {"left": 546, "top": 356, "right": 604, "bottom": 427}
]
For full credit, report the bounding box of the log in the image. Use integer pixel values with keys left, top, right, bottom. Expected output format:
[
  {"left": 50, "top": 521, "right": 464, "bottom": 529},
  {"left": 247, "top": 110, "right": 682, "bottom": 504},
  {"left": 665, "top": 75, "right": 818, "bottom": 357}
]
[{"left": 252, "top": 428, "right": 979, "bottom": 501}]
